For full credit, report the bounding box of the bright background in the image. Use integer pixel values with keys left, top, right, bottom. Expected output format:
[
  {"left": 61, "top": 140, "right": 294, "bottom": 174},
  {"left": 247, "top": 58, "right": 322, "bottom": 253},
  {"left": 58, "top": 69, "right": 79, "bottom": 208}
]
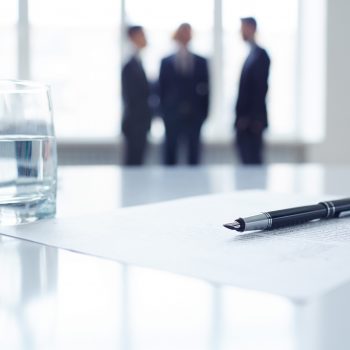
[{"left": 0, "top": 0, "right": 325, "bottom": 143}]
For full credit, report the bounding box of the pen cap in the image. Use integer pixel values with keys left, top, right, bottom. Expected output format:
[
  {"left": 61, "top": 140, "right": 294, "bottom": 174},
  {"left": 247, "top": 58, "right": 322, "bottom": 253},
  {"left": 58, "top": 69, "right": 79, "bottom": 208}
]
[{"left": 319, "top": 199, "right": 350, "bottom": 218}]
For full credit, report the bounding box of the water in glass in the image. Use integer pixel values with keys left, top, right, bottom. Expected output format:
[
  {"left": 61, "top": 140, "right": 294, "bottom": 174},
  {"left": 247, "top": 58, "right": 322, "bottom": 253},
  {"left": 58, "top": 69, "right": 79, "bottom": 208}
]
[{"left": 0, "top": 135, "right": 57, "bottom": 224}]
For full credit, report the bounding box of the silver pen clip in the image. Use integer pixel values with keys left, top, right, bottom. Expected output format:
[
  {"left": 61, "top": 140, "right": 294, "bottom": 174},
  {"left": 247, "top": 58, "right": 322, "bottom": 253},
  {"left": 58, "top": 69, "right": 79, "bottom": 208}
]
[{"left": 338, "top": 210, "right": 350, "bottom": 218}]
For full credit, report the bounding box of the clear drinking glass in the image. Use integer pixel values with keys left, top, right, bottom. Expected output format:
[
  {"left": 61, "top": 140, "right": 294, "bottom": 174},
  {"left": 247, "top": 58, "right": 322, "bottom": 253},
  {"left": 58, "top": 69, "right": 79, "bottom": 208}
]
[{"left": 0, "top": 80, "right": 57, "bottom": 225}]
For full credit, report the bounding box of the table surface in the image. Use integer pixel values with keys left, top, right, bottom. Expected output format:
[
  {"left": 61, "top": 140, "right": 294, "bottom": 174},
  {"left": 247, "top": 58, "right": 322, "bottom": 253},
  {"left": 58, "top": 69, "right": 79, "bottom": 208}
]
[{"left": 1, "top": 164, "right": 350, "bottom": 350}]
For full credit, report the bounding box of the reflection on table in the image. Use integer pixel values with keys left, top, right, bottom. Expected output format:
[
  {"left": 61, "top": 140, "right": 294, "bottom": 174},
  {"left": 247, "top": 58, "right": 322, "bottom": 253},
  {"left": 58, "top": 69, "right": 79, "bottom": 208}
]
[{"left": 1, "top": 164, "right": 350, "bottom": 350}]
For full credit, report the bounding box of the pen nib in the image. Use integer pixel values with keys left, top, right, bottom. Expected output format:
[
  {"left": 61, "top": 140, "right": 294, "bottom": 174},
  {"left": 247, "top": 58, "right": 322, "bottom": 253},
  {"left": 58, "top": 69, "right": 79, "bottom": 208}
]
[{"left": 223, "top": 221, "right": 241, "bottom": 231}]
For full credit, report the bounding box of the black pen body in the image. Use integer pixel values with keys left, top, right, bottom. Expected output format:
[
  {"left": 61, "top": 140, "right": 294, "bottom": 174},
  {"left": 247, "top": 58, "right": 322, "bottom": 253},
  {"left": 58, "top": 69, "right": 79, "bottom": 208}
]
[{"left": 267, "top": 204, "right": 328, "bottom": 229}]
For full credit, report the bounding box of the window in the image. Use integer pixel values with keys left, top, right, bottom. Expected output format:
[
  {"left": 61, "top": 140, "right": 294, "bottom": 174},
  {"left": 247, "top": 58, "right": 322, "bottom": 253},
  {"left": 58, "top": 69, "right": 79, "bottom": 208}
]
[
  {"left": 0, "top": 2, "right": 17, "bottom": 78},
  {"left": 10, "top": 0, "right": 324, "bottom": 142},
  {"left": 29, "top": 0, "right": 121, "bottom": 139}
]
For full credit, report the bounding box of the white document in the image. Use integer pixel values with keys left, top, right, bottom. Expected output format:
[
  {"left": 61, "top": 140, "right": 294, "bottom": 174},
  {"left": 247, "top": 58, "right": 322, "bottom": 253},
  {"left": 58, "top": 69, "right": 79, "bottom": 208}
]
[{"left": 1, "top": 190, "right": 350, "bottom": 301}]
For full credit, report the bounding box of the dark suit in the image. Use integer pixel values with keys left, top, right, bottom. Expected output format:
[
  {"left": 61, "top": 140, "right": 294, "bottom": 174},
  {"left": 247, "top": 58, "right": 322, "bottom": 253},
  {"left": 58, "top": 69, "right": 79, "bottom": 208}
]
[
  {"left": 122, "top": 56, "right": 151, "bottom": 165},
  {"left": 159, "top": 53, "right": 209, "bottom": 165},
  {"left": 235, "top": 44, "right": 270, "bottom": 164}
]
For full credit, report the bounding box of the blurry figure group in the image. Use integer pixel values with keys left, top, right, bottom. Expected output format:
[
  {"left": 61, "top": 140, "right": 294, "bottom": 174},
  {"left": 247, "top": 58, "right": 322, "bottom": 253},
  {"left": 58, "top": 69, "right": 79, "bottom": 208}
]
[{"left": 121, "top": 18, "right": 270, "bottom": 166}]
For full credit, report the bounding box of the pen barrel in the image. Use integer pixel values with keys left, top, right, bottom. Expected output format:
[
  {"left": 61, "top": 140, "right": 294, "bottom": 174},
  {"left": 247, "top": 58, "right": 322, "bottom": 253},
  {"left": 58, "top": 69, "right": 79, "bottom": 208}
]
[{"left": 266, "top": 204, "right": 328, "bottom": 229}]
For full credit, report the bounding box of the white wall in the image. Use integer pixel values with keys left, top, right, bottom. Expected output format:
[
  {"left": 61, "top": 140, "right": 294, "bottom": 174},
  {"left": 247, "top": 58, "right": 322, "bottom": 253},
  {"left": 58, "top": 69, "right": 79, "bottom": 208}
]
[{"left": 308, "top": 0, "right": 350, "bottom": 163}]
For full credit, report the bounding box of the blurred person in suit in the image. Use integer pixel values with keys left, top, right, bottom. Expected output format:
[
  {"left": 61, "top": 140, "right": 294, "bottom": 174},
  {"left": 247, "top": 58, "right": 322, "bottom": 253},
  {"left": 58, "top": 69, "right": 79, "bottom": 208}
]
[
  {"left": 122, "top": 25, "right": 152, "bottom": 165},
  {"left": 234, "top": 17, "right": 270, "bottom": 164},
  {"left": 159, "top": 23, "right": 209, "bottom": 165}
]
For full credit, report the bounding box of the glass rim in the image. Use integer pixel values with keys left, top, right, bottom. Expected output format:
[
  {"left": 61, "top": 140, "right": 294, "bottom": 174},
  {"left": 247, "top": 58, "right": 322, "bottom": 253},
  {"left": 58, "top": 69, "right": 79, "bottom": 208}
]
[{"left": 0, "top": 79, "right": 50, "bottom": 94}]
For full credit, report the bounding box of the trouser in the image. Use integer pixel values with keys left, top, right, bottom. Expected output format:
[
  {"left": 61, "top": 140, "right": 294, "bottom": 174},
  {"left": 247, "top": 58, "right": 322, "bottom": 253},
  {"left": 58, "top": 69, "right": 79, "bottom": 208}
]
[
  {"left": 163, "top": 117, "right": 203, "bottom": 166},
  {"left": 236, "top": 129, "right": 264, "bottom": 165},
  {"left": 123, "top": 130, "right": 148, "bottom": 166}
]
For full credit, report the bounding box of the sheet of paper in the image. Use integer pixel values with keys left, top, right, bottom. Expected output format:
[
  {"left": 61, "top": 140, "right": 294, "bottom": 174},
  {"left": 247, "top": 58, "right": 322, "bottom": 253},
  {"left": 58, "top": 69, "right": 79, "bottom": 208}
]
[{"left": 1, "top": 190, "right": 350, "bottom": 301}]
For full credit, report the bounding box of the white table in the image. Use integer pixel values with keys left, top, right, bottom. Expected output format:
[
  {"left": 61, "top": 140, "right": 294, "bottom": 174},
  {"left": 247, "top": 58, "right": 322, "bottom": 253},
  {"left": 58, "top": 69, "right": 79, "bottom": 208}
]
[{"left": 1, "top": 164, "right": 350, "bottom": 350}]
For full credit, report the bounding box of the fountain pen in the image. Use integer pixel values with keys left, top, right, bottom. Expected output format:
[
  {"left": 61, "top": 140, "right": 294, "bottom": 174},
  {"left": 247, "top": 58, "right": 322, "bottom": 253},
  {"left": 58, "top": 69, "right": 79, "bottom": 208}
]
[{"left": 223, "top": 198, "right": 350, "bottom": 232}]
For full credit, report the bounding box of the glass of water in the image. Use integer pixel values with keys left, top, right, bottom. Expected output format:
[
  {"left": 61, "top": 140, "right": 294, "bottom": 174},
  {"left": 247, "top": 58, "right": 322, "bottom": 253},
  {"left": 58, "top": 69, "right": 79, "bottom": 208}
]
[{"left": 0, "top": 80, "right": 57, "bottom": 225}]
